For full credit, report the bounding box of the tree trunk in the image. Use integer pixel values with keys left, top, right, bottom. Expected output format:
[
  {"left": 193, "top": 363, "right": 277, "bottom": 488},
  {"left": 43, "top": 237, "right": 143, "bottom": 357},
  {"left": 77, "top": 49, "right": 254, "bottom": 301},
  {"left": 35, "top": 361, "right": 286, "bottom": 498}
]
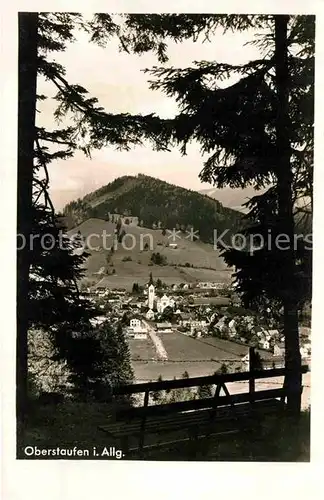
[
  {"left": 274, "top": 15, "right": 302, "bottom": 415},
  {"left": 17, "top": 13, "right": 38, "bottom": 431}
]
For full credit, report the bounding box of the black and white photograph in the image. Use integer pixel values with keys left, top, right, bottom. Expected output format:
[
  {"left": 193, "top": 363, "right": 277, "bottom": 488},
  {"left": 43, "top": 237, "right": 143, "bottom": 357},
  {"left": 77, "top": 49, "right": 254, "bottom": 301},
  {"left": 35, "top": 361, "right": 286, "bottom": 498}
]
[{"left": 12, "top": 9, "right": 315, "bottom": 465}]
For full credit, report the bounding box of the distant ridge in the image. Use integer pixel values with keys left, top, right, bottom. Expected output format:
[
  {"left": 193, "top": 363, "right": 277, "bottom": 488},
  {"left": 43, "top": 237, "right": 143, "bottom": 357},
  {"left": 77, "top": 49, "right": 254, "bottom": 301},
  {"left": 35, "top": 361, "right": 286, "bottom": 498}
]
[{"left": 199, "top": 187, "right": 256, "bottom": 213}]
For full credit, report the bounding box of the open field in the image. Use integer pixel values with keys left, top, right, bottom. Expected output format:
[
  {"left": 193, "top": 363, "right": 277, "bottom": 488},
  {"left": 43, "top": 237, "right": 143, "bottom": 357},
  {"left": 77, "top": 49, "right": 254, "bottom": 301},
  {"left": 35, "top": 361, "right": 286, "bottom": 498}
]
[
  {"left": 197, "top": 336, "right": 273, "bottom": 361},
  {"left": 158, "top": 332, "right": 244, "bottom": 362},
  {"left": 130, "top": 333, "right": 249, "bottom": 381},
  {"left": 131, "top": 360, "right": 222, "bottom": 382},
  {"left": 128, "top": 338, "right": 157, "bottom": 361}
]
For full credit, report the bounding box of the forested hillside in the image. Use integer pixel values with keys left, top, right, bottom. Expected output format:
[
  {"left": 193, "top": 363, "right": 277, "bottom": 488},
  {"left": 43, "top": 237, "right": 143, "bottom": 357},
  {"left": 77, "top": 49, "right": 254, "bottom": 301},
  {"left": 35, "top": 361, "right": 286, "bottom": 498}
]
[{"left": 63, "top": 174, "right": 243, "bottom": 243}]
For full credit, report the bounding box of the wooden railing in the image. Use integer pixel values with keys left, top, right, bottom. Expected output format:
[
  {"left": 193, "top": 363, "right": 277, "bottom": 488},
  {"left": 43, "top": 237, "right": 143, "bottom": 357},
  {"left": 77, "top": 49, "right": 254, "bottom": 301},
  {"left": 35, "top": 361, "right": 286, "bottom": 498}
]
[
  {"left": 105, "top": 349, "right": 309, "bottom": 453},
  {"left": 113, "top": 365, "right": 309, "bottom": 395},
  {"left": 112, "top": 347, "right": 309, "bottom": 419}
]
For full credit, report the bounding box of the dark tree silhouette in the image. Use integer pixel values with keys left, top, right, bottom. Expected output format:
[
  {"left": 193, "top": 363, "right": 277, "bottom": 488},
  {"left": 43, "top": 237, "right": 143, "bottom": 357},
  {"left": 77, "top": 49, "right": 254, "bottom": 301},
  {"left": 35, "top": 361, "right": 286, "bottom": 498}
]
[
  {"left": 17, "top": 13, "right": 38, "bottom": 424},
  {"left": 17, "top": 13, "right": 169, "bottom": 426},
  {"left": 121, "top": 14, "right": 313, "bottom": 414}
]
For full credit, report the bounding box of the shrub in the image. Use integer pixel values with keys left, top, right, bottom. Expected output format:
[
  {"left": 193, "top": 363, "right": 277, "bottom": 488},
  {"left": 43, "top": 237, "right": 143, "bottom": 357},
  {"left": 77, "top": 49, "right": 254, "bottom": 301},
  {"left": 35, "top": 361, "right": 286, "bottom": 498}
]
[
  {"left": 28, "top": 329, "right": 73, "bottom": 396},
  {"left": 197, "top": 385, "right": 212, "bottom": 399},
  {"left": 156, "top": 278, "right": 163, "bottom": 289},
  {"left": 219, "top": 363, "right": 228, "bottom": 374},
  {"left": 150, "top": 252, "right": 167, "bottom": 266}
]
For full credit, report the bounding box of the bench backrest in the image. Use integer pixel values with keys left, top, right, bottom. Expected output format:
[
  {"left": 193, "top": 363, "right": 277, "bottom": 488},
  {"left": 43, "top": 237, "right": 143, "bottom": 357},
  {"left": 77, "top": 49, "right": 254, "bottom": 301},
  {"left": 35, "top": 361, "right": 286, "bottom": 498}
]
[{"left": 113, "top": 364, "right": 309, "bottom": 420}]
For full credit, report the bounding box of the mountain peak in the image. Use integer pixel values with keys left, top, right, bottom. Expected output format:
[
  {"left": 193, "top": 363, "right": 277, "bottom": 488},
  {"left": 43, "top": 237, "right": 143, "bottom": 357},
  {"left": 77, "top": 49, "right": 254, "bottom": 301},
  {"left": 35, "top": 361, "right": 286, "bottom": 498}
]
[{"left": 63, "top": 175, "right": 242, "bottom": 242}]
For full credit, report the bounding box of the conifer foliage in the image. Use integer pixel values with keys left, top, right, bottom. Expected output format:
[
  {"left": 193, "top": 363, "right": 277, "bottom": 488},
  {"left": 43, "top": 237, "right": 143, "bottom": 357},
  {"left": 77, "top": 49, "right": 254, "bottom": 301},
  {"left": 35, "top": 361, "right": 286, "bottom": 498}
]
[
  {"left": 17, "top": 12, "right": 156, "bottom": 420},
  {"left": 110, "top": 14, "right": 314, "bottom": 413}
]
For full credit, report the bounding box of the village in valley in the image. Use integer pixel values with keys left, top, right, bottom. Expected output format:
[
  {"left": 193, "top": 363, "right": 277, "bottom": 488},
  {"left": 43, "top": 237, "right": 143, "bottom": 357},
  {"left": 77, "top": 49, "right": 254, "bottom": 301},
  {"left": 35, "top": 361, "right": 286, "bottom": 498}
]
[{"left": 83, "top": 272, "right": 311, "bottom": 383}]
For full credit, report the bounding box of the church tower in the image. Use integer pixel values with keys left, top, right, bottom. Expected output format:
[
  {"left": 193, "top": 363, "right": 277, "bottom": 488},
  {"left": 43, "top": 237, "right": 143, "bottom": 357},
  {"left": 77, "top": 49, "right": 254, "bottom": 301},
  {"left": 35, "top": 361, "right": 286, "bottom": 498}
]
[{"left": 148, "top": 284, "right": 155, "bottom": 310}]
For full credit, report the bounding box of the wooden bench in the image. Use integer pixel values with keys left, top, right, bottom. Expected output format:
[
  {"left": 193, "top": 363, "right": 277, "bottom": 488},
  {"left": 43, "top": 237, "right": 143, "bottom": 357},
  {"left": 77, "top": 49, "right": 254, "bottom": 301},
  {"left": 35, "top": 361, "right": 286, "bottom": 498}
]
[{"left": 100, "top": 359, "right": 308, "bottom": 457}]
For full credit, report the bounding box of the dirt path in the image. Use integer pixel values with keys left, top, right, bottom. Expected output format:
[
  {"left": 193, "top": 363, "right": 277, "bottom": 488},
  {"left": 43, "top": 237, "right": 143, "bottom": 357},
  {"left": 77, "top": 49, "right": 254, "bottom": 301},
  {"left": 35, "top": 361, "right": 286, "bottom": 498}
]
[{"left": 143, "top": 320, "right": 168, "bottom": 361}]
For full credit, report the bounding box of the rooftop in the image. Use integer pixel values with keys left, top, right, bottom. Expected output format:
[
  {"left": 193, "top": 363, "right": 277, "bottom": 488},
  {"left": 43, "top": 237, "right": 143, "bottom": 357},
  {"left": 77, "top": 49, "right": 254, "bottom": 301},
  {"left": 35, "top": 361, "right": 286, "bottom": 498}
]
[{"left": 156, "top": 322, "right": 173, "bottom": 328}]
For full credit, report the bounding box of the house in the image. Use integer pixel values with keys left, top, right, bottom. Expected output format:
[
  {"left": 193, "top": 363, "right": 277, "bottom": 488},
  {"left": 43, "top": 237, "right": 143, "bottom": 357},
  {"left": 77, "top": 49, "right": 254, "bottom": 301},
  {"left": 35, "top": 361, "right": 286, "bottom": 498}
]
[
  {"left": 169, "top": 243, "right": 178, "bottom": 249},
  {"left": 157, "top": 294, "right": 175, "bottom": 313},
  {"left": 196, "top": 282, "right": 226, "bottom": 290},
  {"left": 299, "top": 326, "right": 311, "bottom": 341},
  {"left": 134, "top": 332, "right": 147, "bottom": 340},
  {"left": 145, "top": 309, "right": 155, "bottom": 321},
  {"left": 190, "top": 320, "right": 208, "bottom": 334},
  {"left": 156, "top": 322, "right": 173, "bottom": 333},
  {"left": 260, "top": 339, "right": 270, "bottom": 350},
  {"left": 273, "top": 342, "right": 285, "bottom": 357},
  {"left": 300, "top": 343, "right": 311, "bottom": 358},
  {"left": 127, "top": 318, "right": 148, "bottom": 339},
  {"left": 90, "top": 315, "right": 107, "bottom": 327},
  {"left": 241, "top": 352, "right": 250, "bottom": 369},
  {"left": 263, "top": 329, "right": 279, "bottom": 340},
  {"left": 130, "top": 318, "right": 141, "bottom": 329},
  {"left": 178, "top": 312, "right": 195, "bottom": 327},
  {"left": 256, "top": 330, "right": 263, "bottom": 339},
  {"left": 228, "top": 319, "right": 236, "bottom": 330},
  {"left": 228, "top": 318, "right": 237, "bottom": 338},
  {"left": 215, "top": 317, "right": 228, "bottom": 334}
]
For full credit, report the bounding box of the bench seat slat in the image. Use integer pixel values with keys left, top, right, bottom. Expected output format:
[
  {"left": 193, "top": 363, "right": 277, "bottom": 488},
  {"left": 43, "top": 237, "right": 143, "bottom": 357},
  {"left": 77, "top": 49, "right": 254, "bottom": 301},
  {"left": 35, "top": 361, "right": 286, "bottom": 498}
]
[
  {"left": 100, "top": 399, "right": 283, "bottom": 439},
  {"left": 108, "top": 400, "right": 280, "bottom": 435},
  {"left": 98, "top": 366, "right": 307, "bottom": 455},
  {"left": 104, "top": 399, "right": 282, "bottom": 433}
]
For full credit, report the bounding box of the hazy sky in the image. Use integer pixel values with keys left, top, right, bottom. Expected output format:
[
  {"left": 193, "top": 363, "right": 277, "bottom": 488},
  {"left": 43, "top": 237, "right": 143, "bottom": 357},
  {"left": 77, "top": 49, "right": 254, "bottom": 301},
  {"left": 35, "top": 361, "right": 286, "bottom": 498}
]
[{"left": 37, "top": 19, "right": 262, "bottom": 211}]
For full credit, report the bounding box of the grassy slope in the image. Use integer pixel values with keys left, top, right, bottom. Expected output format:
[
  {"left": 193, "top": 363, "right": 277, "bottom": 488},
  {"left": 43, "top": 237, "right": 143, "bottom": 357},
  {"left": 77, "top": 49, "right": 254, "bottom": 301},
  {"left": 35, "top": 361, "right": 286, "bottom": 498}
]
[{"left": 67, "top": 218, "right": 233, "bottom": 289}]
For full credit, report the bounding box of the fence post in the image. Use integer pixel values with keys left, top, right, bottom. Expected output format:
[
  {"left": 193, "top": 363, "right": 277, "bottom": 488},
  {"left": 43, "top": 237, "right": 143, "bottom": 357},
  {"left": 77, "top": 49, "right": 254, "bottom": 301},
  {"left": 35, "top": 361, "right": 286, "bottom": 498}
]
[
  {"left": 249, "top": 347, "right": 256, "bottom": 403},
  {"left": 139, "top": 389, "right": 150, "bottom": 454}
]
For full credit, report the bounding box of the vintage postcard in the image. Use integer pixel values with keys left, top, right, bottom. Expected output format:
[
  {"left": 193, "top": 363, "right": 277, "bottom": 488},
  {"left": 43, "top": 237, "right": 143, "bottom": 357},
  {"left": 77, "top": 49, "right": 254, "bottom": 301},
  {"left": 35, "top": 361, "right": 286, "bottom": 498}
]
[{"left": 1, "top": 1, "right": 323, "bottom": 499}]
